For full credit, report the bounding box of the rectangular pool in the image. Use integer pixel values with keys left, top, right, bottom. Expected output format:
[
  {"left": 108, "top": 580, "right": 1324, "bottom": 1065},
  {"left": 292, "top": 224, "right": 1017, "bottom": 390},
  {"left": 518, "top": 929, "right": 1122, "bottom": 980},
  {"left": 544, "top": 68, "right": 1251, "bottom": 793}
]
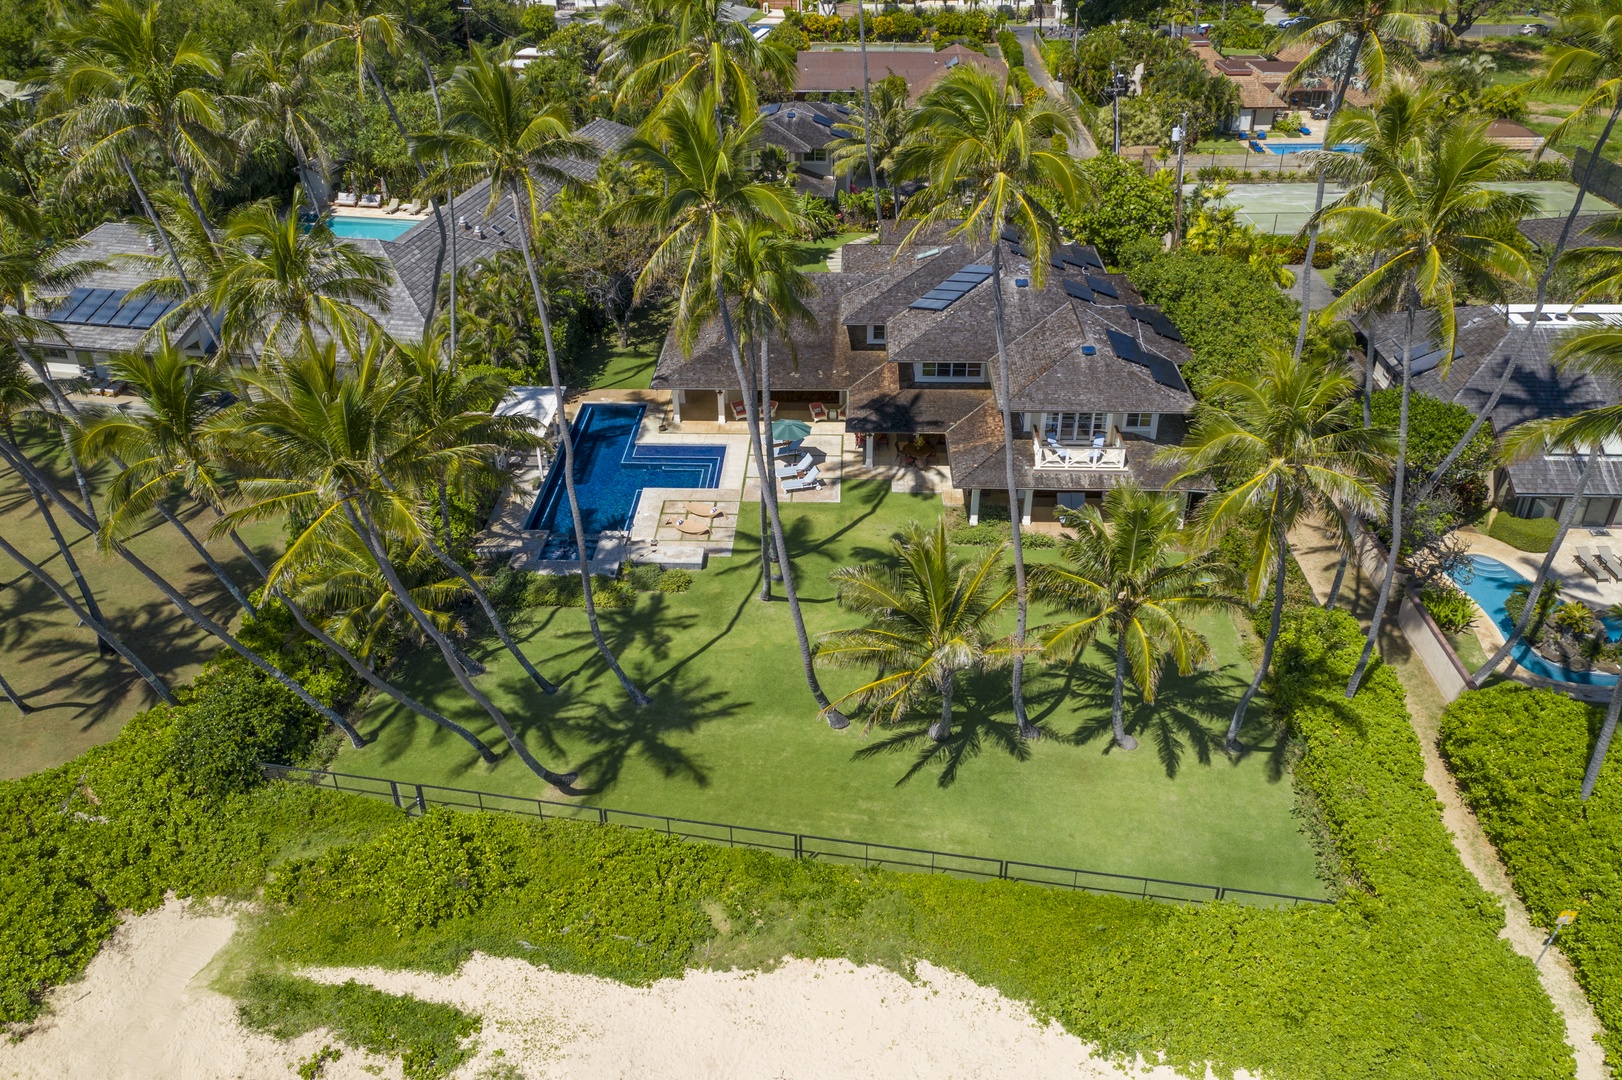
[
  {"left": 328, "top": 214, "right": 418, "bottom": 241},
  {"left": 1261, "top": 142, "right": 1364, "bottom": 155},
  {"left": 527, "top": 403, "right": 726, "bottom": 560}
]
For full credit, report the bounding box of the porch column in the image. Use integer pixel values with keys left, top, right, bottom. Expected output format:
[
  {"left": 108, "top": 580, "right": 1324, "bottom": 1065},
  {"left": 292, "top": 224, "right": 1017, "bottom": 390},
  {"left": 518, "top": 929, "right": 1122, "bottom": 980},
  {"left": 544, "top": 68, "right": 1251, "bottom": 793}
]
[
  {"left": 864, "top": 435, "right": 874, "bottom": 467},
  {"left": 969, "top": 488, "right": 981, "bottom": 525},
  {"left": 672, "top": 389, "right": 684, "bottom": 424},
  {"left": 716, "top": 389, "right": 726, "bottom": 420},
  {"left": 1020, "top": 488, "right": 1033, "bottom": 526}
]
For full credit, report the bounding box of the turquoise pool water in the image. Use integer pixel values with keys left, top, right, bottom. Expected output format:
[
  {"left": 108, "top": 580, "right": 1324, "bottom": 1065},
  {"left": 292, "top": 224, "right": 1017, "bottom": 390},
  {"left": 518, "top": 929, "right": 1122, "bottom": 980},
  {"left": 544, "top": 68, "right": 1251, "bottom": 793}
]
[
  {"left": 327, "top": 215, "right": 417, "bottom": 241},
  {"left": 1448, "top": 553, "right": 1619, "bottom": 686},
  {"left": 1258, "top": 142, "right": 1364, "bottom": 155}
]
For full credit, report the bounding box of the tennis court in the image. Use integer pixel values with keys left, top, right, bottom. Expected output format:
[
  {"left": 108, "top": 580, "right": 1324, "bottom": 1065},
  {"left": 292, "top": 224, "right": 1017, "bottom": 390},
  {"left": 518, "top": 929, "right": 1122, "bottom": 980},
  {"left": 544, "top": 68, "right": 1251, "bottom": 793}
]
[{"left": 1202, "top": 181, "right": 1617, "bottom": 235}]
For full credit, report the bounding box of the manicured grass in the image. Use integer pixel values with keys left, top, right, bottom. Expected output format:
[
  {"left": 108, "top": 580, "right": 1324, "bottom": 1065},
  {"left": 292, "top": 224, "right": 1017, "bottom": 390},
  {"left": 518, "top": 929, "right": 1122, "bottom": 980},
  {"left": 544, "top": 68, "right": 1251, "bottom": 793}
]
[
  {"left": 0, "top": 424, "right": 280, "bottom": 778},
  {"left": 337, "top": 479, "right": 1325, "bottom": 897},
  {"left": 568, "top": 304, "right": 670, "bottom": 391},
  {"left": 795, "top": 231, "right": 875, "bottom": 272}
]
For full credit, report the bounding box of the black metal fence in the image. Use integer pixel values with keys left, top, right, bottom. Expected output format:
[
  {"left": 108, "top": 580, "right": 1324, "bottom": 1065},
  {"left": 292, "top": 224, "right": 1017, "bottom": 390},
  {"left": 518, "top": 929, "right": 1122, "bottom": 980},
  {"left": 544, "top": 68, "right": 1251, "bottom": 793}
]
[{"left": 262, "top": 764, "right": 1332, "bottom": 910}]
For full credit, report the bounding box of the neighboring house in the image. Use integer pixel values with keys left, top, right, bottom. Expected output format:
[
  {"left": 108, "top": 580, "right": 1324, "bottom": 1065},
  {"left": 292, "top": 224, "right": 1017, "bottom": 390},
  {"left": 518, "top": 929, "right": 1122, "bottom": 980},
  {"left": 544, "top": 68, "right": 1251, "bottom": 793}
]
[
  {"left": 1192, "top": 40, "right": 1374, "bottom": 132},
  {"left": 1361, "top": 304, "right": 1622, "bottom": 528},
  {"left": 1484, "top": 119, "right": 1545, "bottom": 153},
  {"left": 794, "top": 44, "right": 1005, "bottom": 101},
  {"left": 651, "top": 224, "right": 1205, "bottom": 525},
  {"left": 1518, "top": 212, "right": 1622, "bottom": 254},
  {"left": 758, "top": 101, "right": 849, "bottom": 196},
  {"left": 22, "top": 222, "right": 214, "bottom": 383}
]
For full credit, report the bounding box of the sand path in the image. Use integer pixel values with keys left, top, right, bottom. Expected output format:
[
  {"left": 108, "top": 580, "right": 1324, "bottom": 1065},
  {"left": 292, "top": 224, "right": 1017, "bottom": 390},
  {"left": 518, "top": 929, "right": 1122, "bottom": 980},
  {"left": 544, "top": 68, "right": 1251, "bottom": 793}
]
[{"left": 0, "top": 899, "right": 1234, "bottom": 1080}]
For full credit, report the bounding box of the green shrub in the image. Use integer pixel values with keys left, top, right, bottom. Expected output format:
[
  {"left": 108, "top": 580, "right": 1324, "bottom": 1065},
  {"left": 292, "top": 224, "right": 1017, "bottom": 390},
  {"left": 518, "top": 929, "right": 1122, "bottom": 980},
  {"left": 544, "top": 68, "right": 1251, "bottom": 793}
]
[
  {"left": 524, "top": 572, "right": 634, "bottom": 608},
  {"left": 1421, "top": 585, "right": 1480, "bottom": 635},
  {"left": 1440, "top": 684, "right": 1622, "bottom": 1068},
  {"left": 657, "top": 568, "right": 694, "bottom": 593},
  {"left": 167, "top": 660, "right": 327, "bottom": 797},
  {"left": 997, "top": 28, "right": 1024, "bottom": 65},
  {"left": 948, "top": 522, "right": 1057, "bottom": 548},
  {"left": 1489, "top": 511, "right": 1560, "bottom": 552},
  {"left": 236, "top": 972, "right": 479, "bottom": 1080}
]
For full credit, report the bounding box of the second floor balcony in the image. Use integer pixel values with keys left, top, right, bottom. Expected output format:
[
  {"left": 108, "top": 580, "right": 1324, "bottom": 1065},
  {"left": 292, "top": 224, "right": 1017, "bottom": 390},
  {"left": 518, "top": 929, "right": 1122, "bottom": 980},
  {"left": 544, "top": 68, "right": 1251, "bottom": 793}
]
[{"left": 1034, "top": 435, "right": 1128, "bottom": 470}]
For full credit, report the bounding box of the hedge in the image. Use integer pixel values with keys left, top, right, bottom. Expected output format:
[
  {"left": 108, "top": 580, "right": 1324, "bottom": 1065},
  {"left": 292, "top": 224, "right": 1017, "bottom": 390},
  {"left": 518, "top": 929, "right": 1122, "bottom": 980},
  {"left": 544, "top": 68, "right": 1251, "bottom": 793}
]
[
  {"left": 1490, "top": 511, "right": 1561, "bottom": 553},
  {"left": 997, "top": 28, "right": 1024, "bottom": 67},
  {"left": 1440, "top": 683, "right": 1622, "bottom": 1069},
  {"left": 0, "top": 606, "right": 1578, "bottom": 1077}
]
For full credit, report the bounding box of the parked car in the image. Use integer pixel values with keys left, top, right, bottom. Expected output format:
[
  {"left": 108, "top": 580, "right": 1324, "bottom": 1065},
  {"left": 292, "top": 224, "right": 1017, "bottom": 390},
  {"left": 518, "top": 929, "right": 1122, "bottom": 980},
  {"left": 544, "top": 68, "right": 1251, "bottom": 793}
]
[
  {"left": 1277, "top": 15, "right": 1309, "bottom": 27},
  {"left": 1196, "top": 21, "right": 1214, "bottom": 32},
  {"left": 1521, "top": 21, "right": 1550, "bottom": 34}
]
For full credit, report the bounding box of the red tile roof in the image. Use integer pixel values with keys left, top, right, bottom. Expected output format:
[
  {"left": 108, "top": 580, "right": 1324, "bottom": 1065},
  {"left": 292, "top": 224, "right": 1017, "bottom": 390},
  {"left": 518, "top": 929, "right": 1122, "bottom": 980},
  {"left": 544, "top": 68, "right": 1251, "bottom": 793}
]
[{"left": 794, "top": 45, "right": 1005, "bottom": 99}]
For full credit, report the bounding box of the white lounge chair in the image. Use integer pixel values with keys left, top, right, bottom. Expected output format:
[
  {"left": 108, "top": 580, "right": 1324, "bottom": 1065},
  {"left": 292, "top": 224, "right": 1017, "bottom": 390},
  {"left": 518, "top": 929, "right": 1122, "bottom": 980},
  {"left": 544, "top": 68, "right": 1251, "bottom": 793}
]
[
  {"left": 1598, "top": 545, "right": 1622, "bottom": 582},
  {"left": 382, "top": 197, "right": 401, "bottom": 214},
  {"left": 775, "top": 452, "right": 815, "bottom": 479},
  {"left": 359, "top": 192, "right": 382, "bottom": 208},
  {"left": 1045, "top": 436, "right": 1076, "bottom": 464},
  {"left": 772, "top": 439, "right": 803, "bottom": 459},
  {"left": 1576, "top": 547, "right": 1604, "bottom": 582},
  {"left": 782, "top": 466, "right": 822, "bottom": 493}
]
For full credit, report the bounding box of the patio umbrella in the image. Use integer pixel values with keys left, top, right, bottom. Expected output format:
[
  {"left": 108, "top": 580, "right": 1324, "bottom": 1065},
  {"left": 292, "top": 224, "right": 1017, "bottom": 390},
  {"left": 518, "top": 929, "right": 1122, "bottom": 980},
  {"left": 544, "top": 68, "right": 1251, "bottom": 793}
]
[{"left": 772, "top": 419, "right": 812, "bottom": 442}]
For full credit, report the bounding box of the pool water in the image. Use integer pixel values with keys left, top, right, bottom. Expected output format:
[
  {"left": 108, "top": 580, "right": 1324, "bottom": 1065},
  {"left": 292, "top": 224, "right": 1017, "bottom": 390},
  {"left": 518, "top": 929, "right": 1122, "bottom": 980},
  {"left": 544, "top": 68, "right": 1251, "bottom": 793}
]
[
  {"left": 1260, "top": 142, "right": 1364, "bottom": 155},
  {"left": 327, "top": 214, "right": 417, "bottom": 241},
  {"left": 527, "top": 404, "right": 726, "bottom": 560},
  {"left": 1448, "top": 553, "right": 1619, "bottom": 686}
]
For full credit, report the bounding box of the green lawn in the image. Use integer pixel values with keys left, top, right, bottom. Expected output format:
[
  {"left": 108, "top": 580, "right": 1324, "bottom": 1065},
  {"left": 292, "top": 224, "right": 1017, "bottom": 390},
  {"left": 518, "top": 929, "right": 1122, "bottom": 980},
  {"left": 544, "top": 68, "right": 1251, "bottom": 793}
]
[
  {"left": 568, "top": 304, "right": 671, "bottom": 391},
  {"left": 0, "top": 424, "right": 281, "bottom": 778},
  {"left": 337, "top": 479, "right": 1325, "bottom": 898},
  {"left": 795, "top": 230, "right": 875, "bottom": 272}
]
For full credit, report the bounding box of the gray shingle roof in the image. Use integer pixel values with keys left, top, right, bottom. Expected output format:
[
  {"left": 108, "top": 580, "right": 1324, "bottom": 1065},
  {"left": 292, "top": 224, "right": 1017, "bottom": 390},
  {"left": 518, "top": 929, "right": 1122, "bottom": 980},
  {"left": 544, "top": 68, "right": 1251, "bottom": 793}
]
[
  {"left": 759, "top": 101, "right": 848, "bottom": 155},
  {"left": 22, "top": 223, "right": 206, "bottom": 354},
  {"left": 843, "top": 361, "right": 991, "bottom": 433},
  {"left": 1518, "top": 213, "right": 1622, "bottom": 252},
  {"left": 1505, "top": 454, "right": 1622, "bottom": 498},
  {"left": 945, "top": 401, "right": 1202, "bottom": 492}
]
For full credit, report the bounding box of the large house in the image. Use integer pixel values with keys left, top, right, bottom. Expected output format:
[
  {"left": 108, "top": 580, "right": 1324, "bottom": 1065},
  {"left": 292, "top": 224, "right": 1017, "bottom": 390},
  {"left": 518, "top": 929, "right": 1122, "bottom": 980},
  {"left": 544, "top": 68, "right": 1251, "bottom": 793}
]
[
  {"left": 1191, "top": 40, "right": 1375, "bottom": 132},
  {"left": 758, "top": 101, "right": 847, "bottom": 196},
  {"left": 651, "top": 224, "right": 1204, "bottom": 524},
  {"left": 1362, "top": 304, "right": 1622, "bottom": 528},
  {"left": 794, "top": 44, "right": 1005, "bottom": 101}
]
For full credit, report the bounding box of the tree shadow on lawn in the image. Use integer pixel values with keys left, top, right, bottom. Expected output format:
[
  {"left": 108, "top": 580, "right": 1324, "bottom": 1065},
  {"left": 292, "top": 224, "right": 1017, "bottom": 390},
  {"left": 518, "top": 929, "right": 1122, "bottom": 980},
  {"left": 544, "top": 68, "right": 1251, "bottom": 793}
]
[
  {"left": 520, "top": 663, "right": 737, "bottom": 796},
  {"left": 849, "top": 668, "right": 1044, "bottom": 789}
]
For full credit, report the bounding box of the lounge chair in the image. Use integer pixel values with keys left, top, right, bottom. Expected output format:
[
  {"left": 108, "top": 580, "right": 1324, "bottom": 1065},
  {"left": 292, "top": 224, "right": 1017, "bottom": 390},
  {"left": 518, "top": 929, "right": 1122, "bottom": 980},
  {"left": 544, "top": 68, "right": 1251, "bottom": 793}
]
[
  {"left": 1576, "top": 547, "right": 1604, "bottom": 581},
  {"left": 335, "top": 191, "right": 358, "bottom": 207},
  {"left": 772, "top": 439, "right": 803, "bottom": 459},
  {"left": 402, "top": 198, "right": 422, "bottom": 214},
  {"left": 809, "top": 401, "right": 828, "bottom": 422},
  {"left": 1045, "top": 436, "right": 1076, "bottom": 465},
  {"left": 1598, "top": 545, "right": 1622, "bottom": 582},
  {"left": 782, "top": 466, "right": 822, "bottom": 494},
  {"left": 686, "top": 502, "right": 725, "bottom": 519},
  {"left": 673, "top": 518, "right": 712, "bottom": 536},
  {"left": 775, "top": 452, "right": 815, "bottom": 479}
]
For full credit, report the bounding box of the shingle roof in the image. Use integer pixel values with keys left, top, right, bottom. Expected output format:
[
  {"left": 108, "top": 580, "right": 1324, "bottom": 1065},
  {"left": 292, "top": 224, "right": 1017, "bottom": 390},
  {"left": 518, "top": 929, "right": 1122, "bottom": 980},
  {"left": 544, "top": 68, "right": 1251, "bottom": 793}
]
[
  {"left": 843, "top": 361, "right": 991, "bottom": 433},
  {"left": 794, "top": 45, "right": 1005, "bottom": 99},
  {"left": 1518, "top": 213, "right": 1622, "bottom": 252},
  {"left": 759, "top": 101, "right": 848, "bottom": 154},
  {"left": 1506, "top": 454, "right": 1622, "bottom": 498},
  {"left": 24, "top": 223, "right": 206, "bottom": 353},
  {"left": 945, "top": 401, "right": 1203, "bottom": 492}
]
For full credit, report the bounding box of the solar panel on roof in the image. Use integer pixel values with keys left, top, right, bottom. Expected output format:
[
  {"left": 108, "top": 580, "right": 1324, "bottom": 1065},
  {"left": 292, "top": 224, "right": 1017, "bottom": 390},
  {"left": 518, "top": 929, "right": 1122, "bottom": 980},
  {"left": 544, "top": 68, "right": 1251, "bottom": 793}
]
[
  {"left": 130, "top": 297, "right": 176, "bottom": 329},
  {"left": 1000, "top": 227, "right": 1021, "bottom": 243},
  {"left": 945, "top": 271, "right": 988, "bottom": 285},
  {"left": 1076, "top": 245, "right": 1105, "bottom": 270},
  {"left": 1009, "top": 243, "right": 1028, "bottom": 258},
  {"left": 1127, "top": 304, "right": 1184, "bottom": 342},
  {"left": 108, "top": 296, "right": 147, "bottom": 327},
  {"left": 1141, "top": 351, "right": 1187, "bottom": 390},
  {"left": 964, "top": 264, "right": 993, "bottom": 274},
  {"left": 1063, "top": 278, "right": 1095, "bottom": 302},
  {"left": 909, "top": 297, "right": 953, "bottom": 311},
  {"left": 761, "top": 103, "right": 781, "bottom": 115},
  {"left": 70, "top": 288, "right": 118, "bottom": 323},
  {"left": 812, "top": 113, "right": 834, "bottom": 127},
  {"left": 81, "top": 291, "right": 126, "bottom": 326},
  {"left": 1106, "top": 328, "right": 1141, "bottom": 362},
  {"left": 1085, "top": 274, "right": 1118, "bottom": 298},
  {"left": 46, "top": 287, "right": 93, "bottom": 322},
  {"left": 909, "top": 263, "right": 992, "bottom": 312}
]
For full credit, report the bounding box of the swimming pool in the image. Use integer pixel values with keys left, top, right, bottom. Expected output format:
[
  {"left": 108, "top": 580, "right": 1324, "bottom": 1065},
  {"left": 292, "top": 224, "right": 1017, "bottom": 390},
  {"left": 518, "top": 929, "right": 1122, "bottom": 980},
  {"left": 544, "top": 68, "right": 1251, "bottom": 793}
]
[
  {"left": 327, "top": 214, "right": 418, "bottom": 241},
  {"left": 1261, "top": 143, "right": 1364, "bottom": 155},
  {"left": 1448, "top": 553, "right": 1619, "bottom": 686},
  {"left": 527, "top": 403, "right": 726, "bottom": 560}
]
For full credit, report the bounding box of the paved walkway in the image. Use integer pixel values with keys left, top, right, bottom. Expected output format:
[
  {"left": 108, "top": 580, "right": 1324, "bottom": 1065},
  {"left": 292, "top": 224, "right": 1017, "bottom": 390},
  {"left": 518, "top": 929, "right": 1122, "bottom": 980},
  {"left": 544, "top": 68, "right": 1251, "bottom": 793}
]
[
  {"left": 1290, "top": 519, "right": 1609, "bottom": 1080},
  {"left": 1011, "top": 26, "right": 1097, "bottom": 159}
]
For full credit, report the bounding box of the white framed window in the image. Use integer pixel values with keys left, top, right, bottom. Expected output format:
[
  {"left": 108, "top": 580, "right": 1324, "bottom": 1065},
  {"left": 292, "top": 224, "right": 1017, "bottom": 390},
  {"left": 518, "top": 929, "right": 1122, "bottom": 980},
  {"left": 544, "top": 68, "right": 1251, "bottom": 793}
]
[
  {"left": 803, "top": 148, "right": 828, "bottom": 163},
  {"left": 1048, "top": 412, "right": 1108, "bottom": 443},
  {"left": 917, "top": 361, "right": 984, "bottom": 381},
  {"left": 867, "top": 324, "right": 887, "bottom": 345},
  {"left": 1123, "top": 412, "right": 1155, "bottom": 435}
]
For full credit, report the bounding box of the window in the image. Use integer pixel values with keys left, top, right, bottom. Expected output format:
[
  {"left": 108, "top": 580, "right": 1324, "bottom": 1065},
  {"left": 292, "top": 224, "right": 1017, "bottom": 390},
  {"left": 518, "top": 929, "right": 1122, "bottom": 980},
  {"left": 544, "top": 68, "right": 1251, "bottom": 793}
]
[
  {"left": 803, "top": 148, "right": 828, "bottom": 163},
  {"left": 867, "top": 324, "right": 887, "bottom": 345},
  {"left": 1123, "top": 412, "right": 1155, "bottom": 434},
  {"left": 1048, "top": 412, "right": 1108, "bottom": 443},
  {"left": 917, "top": 362, "right": 984, "bottom": 381}
]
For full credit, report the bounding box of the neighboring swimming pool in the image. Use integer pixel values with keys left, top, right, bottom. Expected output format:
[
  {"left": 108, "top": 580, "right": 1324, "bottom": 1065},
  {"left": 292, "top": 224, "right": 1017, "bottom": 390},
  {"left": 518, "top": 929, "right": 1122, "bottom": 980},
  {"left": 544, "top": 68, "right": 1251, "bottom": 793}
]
[
  {"left": 327, "top": 214, "right": 418, "bottom": 241},
  {"left": 1260, "top": 142, "right": 1364, "bottom": 155},
  {"left": 527, "top": 403, "right": 726, "bottom": 560},
  {"left": 1448, "top": 553, "right": 1619, "bottom": 687}
]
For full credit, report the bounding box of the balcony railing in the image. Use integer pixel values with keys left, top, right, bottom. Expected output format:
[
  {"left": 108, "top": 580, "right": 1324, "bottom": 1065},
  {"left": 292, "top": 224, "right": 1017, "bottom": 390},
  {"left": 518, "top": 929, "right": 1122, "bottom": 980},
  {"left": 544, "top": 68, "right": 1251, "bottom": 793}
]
[{"left": 1034, "top": 438, "right": 1127, "bottom": 470}]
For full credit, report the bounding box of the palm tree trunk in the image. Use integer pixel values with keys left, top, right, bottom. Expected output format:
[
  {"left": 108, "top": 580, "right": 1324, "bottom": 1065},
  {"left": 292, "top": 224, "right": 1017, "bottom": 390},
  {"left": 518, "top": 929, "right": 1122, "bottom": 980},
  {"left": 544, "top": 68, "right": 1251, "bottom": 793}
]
[
  {"left": 751, "top": 340, "right": 774, "bottom": 600},
  {"left": 16, "top": 346, "right": 100, "bottom": 525},
  {"left": 854, "top": 0, "right": 882, "bottom": 228},
  {"left": 344, "top": 498, "right": 574, "bottom": 784},
  {"left": 1229, "top": 520, "right": 1288, "bottom": 751},
  {"left": 408, "top": 9, "right": 458, "bottom": 344},
  {"left": 365, "top": 60, "right": 449, "bottom": 332},
  {"left": 1346, "top": 306, "right": 1416, "bottom": 698},
  {"left": 4, "top": 428, "right": 114, "bottom": 655},
  {"left": 0, "top": 669, "right": 27, "bottom": 714},
  {"left": 1326, "top": 549, "right": 1349, "bottom": 610},
  {"left": 0, "top": 438, "right": 363, "bottom": 741},
  {"left": 1583, "top": 674, "right": 1621, "bottom": 801},
  {"left": 1472, "top": 446, "right": 1602, "bottom": 684},
  {"left": 1111, "top": 636, "right": 1137, "bottom": 750},
  {"left": 989, "top": 244, "right": 1036, "bottom": 739},
  {"left": 1412, "top": 97, "right": 1622, "bottom": 508},
  {"left": 0, "top": 528, "right": 175, "bottom": 706},
  {"left": 720, "top": 289, "right": 849, "bottom": 728},
  {"left": 508, "top": 185, "right": 649, "bottom": 705},
  {"left": 288, "top": 125, "right": 326, "bottom": 215},
  {"left": 153, "top": 502, "right": 259, "bottom": 616},
  {"left": 929, "top": 673, "right": 954, "bottom": 742},
  {"left": 1292, "top": 27, "right": 1366, "bottom": 360}
]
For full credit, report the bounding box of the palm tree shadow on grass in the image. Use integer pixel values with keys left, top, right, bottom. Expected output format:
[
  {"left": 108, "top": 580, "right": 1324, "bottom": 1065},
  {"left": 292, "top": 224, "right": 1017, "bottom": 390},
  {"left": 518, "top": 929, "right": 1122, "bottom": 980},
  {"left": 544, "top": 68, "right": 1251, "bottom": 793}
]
[
  {"left": 521, "top": 664, "right": 739, "bottom": 795},
  {"left": 851, "top": 671, "right": 1036, "bottom": 788}
]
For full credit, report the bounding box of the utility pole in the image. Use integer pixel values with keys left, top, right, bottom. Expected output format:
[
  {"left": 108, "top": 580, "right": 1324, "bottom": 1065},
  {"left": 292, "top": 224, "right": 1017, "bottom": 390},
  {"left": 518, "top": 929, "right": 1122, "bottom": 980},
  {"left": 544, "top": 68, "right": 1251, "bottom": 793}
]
[
  {"left": 458, "top": 3, "right": 473, "bottom": 50},
  {"left": 1104, "top": 66, "right": 1127, "bottom": 155},
  {"left": 1171, "top": 111, "right": 1189, "bottom": 245}
]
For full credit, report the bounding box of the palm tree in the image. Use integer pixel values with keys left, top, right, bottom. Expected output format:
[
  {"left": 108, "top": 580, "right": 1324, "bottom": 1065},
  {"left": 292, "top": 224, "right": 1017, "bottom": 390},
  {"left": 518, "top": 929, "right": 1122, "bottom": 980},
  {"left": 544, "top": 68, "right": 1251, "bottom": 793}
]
[
  {"left": 1281, "top": 0, "right": 1441, "bottom": 356},
  {"left": 891, "top": 64, "right": 1089, "bottom": 740},
  {"left": 618, "top": 93, "right": 854, "bottom": 725},
  {"left": 204, "top": 190, "right": 392, "bottom": 355},
  {"left": 1161, "top": 346, "right": 1390, "bottom": 750},
  {"left": 0, "top": 348, "right": 116, "bottom": 656},
  {"left": 829, "top": 74, "right": 909, "bottom": 222},
  {"left": 1321, "top": 112, "right": 1534, "bottom": 697},
  {"left": 1414, "top": 0, "right": 1622, "bottom": 505},
  {"left": 1028, "top": 484, "right": 1240, "bottom": 751},
  {"left": 228, "top": 35, "right": 341, "bottom": 215},
  {"left": 816, "top": 519, "right": 1016, "bottom": 741},
  {"left": 219, "top": 336, "right": 574, "bottom": 783},
  {"left": 603, "top": 0, "right": 795, "bottom": 116},
  {"left": 419, "top": 45, "right": 648, "bottom": 706},
  {"left": 41, "top": 0, "right": 232, "bottom": 245}
]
